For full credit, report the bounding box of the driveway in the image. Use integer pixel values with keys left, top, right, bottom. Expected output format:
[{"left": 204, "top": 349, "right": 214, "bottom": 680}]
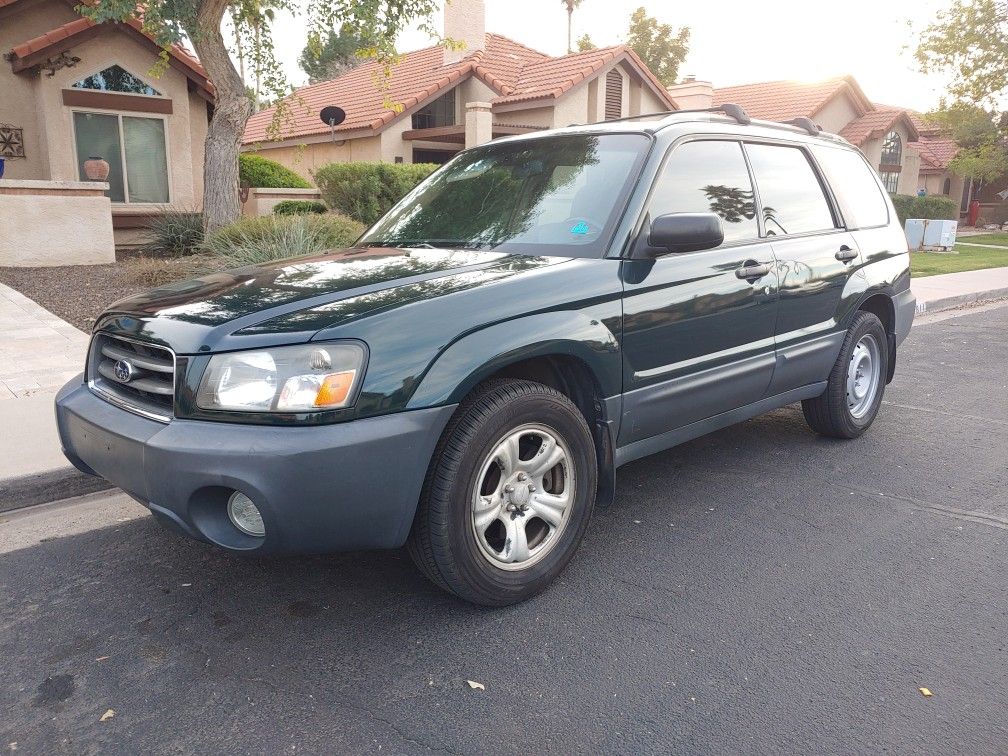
[{"left": 2, "top": 304, "right": 1006, "bottom": 755}]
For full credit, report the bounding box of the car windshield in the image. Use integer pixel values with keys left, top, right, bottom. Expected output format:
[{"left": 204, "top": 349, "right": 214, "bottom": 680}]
[{"left": 358, "top": 133, "right": 650, "bottom": 258}]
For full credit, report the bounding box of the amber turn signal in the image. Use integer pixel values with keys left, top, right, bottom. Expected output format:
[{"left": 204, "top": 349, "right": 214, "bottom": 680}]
[{"left": 314, "top": 370, "right": 356, "bottom": 407}]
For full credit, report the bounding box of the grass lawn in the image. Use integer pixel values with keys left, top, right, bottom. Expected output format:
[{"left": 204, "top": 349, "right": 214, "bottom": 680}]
[
  {"left": 955, "top": 232, "right": 1008, "bottom": 246},
  {"left": 912, "top": 244, "right": 1008, "bottom": 277}
]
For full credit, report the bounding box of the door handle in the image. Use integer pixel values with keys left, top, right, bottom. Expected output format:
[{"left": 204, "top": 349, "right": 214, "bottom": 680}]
[
  {"left": 835, "top": 245, "right": 858, "bottom": 263},
  {"left": 735, "top": 262, "right": 772, "bottom": 281}
]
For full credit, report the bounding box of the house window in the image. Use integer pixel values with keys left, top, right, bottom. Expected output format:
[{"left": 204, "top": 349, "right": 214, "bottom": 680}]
[
  {"left": 73, "top": 111, "right": 169, "bottom": 203},
  {"left": 412, "top": 89, "right": 456, "bottom": 129},
  {"left": 605, "top": 69, "right": 623, "bottom": 120},
  {"left": 72, "top": 65, "right": 161, "bottom": 96},
  {"left": 880, "top": 130, "right": 902, "bottom": 166},
  {"left": 880, "top": 170, "right": 900, "bottom": 194},
  {"left": 943, "top": 177, "right": 952, "bottom": 195}
]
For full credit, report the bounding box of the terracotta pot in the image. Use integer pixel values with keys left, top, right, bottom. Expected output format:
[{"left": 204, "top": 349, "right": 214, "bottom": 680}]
[{"left": 83, "top": 156, "right": 110, "bottom": 181}]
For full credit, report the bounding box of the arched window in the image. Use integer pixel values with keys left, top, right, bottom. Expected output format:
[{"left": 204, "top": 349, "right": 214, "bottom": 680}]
[
  {"left": 880, "top": 130, "right": 902, "bottom": 166},
  {"left": 72, "top": 65, "right": 161, "bottom": 96},
  {"left": 943, "top": 177, "right": 952, "bottom": 195}
]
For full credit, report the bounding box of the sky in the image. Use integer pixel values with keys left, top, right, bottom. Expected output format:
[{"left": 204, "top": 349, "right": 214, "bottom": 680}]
[{"left": 262, "top": 0, "right": 954, "bottom": 111}]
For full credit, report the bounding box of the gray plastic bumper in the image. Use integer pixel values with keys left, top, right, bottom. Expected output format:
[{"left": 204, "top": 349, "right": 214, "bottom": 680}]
[{"left": 55, "top": 376, "right": 456, "bottom": 554}]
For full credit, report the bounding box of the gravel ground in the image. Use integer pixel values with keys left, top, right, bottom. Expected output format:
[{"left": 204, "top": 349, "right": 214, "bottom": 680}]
[{"left": 0, "top": 263, "right": 139, "bottom": 332}]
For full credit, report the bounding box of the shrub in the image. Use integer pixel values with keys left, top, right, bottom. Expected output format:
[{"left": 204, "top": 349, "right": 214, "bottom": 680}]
[
  {"left": 142, "top": 209, "right": 204, "bottom": 256},
  {"left": 125, "top": 255, "right": 214, "bottom": 288},
  {"left": 890, "top": 194, "right": 959, "bottom": 224},
  {"left": 239, "top": 153, "right": 312, "bottom": 189},
  {"left": 273, "top": 199, "right": 328, "bottom": 216},
  {"left": 314, "top": 162, "right": 438, "bottom": 225},
  {"left": 204, "top": 213, "right": 366, "bottom": 267}
]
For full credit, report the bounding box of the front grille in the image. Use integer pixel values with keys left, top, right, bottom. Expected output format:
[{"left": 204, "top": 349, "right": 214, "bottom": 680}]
[{"left": 88, "top": 333, "right": 176, "bottom": 421}]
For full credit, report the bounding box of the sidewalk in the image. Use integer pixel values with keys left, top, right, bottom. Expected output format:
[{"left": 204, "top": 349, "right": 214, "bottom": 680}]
[
  {"left": 911, "top": 266, "right": 1008, "bottom": 314},
  {"left": 0, "top": 283, "right": 110, "bottom": 508}
]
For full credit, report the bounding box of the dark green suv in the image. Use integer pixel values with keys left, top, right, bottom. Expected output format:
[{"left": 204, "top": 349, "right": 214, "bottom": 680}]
[{"left": 56, "top": 107, "right": 915, "bottom": 606}]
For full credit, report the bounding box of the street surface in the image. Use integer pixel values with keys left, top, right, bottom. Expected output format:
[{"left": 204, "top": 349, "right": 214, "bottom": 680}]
[{"left": 2, "top": 304, "right": 1006, "bottom": 755}]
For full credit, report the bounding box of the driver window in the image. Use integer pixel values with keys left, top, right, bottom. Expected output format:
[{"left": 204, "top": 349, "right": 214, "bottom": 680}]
[{"left": 650, "top": 140, "right": 759, "bottom": 245}]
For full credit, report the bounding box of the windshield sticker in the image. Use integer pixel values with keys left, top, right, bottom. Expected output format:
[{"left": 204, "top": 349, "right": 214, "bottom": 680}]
[{"left": 570, "top": 221, "right": 590, "bottom": 235}]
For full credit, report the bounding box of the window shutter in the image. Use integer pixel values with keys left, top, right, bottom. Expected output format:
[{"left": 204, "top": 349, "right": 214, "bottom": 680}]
[{"left": 605, "top": 69, "right": 623, "bottom": 120}]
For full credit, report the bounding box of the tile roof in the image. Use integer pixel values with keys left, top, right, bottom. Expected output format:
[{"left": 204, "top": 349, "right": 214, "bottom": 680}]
[
  {"left": 711, "top": 76, "right": 873, "bottom": 122},
  {"left": 838, "top": 107, "right": 920, "bottom": 146},
  {"left": 7, "top": 13, "right": 213, "bottom": 98},
  {"left": 917, "top": 136, "right": 959, "bottom": 171},
  {"left": 243, "top": 35, "right": 675, "bottom": 144}
]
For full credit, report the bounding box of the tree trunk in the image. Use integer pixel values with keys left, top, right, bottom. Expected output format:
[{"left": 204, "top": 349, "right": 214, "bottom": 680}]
[
  {"left": 188, "top": 0, "right": 255, "bottom": 236},
  {"left": 566, "top": 8, "right": 573, "bottom": 54}
]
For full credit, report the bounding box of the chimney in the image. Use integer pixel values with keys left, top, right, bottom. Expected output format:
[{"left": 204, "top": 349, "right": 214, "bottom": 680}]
[
  {"left": 666, "top": 78, "right": 713, "bottom": 110},
  {"left": 444, "top": 0, "right": 485, "bottom": 65}
]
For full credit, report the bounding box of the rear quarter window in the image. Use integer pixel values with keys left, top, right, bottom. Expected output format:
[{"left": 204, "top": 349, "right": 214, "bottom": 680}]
[{"left": 812, "top": 145, "right": 890, "bottom": 229}]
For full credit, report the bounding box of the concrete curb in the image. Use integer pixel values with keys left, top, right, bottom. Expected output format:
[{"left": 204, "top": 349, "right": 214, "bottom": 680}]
[
  {"left": 914, "top": 287, "right": 1008, "bottom": 316},
  {"left": 0, "top": 468, "right": 114, "bottom": 514}
]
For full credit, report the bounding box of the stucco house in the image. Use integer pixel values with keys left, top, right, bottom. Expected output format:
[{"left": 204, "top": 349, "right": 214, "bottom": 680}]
[
  {"left": 1, "top": 0, "right": 212, "bottom": 250},
  {"left": 668, "top": 76, "right": 965, "bottom": 210},
  {"left": 242, "top": 0, "right": 675, "bottom": 178}
]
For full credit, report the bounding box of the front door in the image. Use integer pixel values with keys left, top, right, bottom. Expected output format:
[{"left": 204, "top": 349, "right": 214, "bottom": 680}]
[
  {"left": 619, "top": 139, "right": 779, "bottom": 447},
  {"left": 742, "top": 142, "right": 859, "bottom": 394}
]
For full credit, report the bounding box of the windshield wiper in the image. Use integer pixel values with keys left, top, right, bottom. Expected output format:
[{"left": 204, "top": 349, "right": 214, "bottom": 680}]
[{"left": 362, "top": 239, "right": 490, "bottom": 250}]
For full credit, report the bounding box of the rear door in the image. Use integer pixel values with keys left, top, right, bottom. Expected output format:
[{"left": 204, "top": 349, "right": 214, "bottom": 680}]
[
  {"left": 619, "top": 138, "right": 779, "bottom": 446},
  {"left": 742, "top": 141, "right": 860, "bottom": 394}
]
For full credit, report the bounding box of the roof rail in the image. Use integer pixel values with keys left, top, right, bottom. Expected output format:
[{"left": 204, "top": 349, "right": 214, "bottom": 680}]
[
  {"left": 784, "top": 117, "right": 821, "bottom": 136},
  {"left": 705, "top": 103, "right": 751, "bottom": 125}
]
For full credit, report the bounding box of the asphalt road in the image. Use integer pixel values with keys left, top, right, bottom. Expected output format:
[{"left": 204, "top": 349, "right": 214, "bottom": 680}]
[{"left": 2, "top": 304, "right": 1006, "bottom": 755}]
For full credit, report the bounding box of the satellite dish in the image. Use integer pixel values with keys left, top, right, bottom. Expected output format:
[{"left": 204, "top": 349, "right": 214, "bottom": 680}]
[{"left": 319, "top": 106, "right": 346, "bottom": 127}]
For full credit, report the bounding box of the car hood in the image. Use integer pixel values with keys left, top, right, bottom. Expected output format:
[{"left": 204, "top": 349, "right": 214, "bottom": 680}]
[{"left": 97, "top": 247, "right": 567, "bottom": 353}]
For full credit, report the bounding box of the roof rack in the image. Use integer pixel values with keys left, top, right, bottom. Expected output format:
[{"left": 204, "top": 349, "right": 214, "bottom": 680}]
[
  {"left": 705, "top": 103, "right": 751, "bottom": 125},
  {"left": 783, "top": 117, "right": 821, "bottom": 136}
]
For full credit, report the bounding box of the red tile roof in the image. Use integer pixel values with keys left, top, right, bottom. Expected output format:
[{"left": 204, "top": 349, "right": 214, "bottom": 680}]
[
  {"left": 838, "top": 108, "right": 919, "bottom": 146},
  {"left": 917, "top": 136, "right": 959, "bottom": 171},
  {"left": 712, "top": 76, "right": 873, "bottom": 122},
  {"left": 7, "top": 13, "right": 213, "bottom": 98},
  {"left": 243, "top": 35, "right": 675, "bottom": 144}
]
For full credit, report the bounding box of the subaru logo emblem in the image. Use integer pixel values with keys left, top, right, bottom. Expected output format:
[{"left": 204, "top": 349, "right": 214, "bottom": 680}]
[{"left": 113, "top": 359, "right": 134, "bottom": 383}]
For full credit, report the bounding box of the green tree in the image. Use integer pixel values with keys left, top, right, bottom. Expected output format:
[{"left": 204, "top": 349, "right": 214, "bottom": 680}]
[
  {"left": 561, "top": 0, "right": 583, "bottom": 54},
  {"left": 575, "top": 33, "right": 595, "bottom": 52},
  {"left": 626, "top": 7, "right": 689, "bottom": 87},
  {"left": 927, "top": 102, "right": 1008, "bottom": 197},
  {"left": 300, "top": 24, "right": 375, "bottom": 82},
  {"left": 81, "top": 0, "right": 442, "bottom": 234},
  {"left": 915, "top": 0, "right": 1008, "bottom": 105}
]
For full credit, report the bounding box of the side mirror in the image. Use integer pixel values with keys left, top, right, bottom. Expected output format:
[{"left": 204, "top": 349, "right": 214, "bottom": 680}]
[{"left": 642, "top": 212, "right": 724, "bottom": 257}]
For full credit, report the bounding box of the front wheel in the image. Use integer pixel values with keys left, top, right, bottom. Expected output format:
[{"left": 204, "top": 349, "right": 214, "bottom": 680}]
[
  {"left": 802, "top": 311, "right": 889, "bottom": 439},
  {"left": 407, "top": 379, "right": 598, "bottom": 606}
]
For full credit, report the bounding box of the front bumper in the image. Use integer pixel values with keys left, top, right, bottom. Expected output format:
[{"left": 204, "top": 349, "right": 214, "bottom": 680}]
[{"left": 55, "top": 376, "right": 456, "bottom": 553}]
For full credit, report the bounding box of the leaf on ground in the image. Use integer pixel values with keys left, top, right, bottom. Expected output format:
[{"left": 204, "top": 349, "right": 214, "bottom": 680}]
[
  {"left": 466, "top": 680, "right": 485, "bottom": 691},
  {"left": 99, "top": 709, "right": 115, "bottom": 722},
  {"left": 919, "top": 687, "right": 933, "bottom": 697}
]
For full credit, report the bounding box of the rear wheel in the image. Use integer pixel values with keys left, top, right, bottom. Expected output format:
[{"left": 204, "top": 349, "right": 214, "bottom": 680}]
[
  {"left": 407, "top": 379, "right": 597, "bottom": 606},
  {"left": 802, "top": 311, "right": 888, "bottom": 439}
]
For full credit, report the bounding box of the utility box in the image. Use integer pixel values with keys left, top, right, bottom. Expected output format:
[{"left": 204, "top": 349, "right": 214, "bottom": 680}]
[{"left": 904, "top": 218, "right": 958, "bottom": 251}]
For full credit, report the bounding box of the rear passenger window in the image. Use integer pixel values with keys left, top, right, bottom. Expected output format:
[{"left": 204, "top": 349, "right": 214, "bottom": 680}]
[
  {"left": 650, "top": 140, "right": 758, "bottom": 245},
  {"left": 745, "top": 144, "right": 836, "bottom": 236},
  {"left": 812, "top": 145, "right": 890, "bottom": 228}
]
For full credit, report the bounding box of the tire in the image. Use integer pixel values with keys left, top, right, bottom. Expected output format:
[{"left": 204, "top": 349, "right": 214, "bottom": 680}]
[
  {"left": 407, "top": 379, "right": 597, "bottom": 606},
  {"left": 802, "top": 311, "right": 889, "bottom": 439}
]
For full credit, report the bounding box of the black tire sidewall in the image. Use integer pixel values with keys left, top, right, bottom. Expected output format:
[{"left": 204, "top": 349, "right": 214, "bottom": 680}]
[
  {"left": 439, "top": 388, "right": 596, "bottom": 604},
  {"left": 837, "top": 313, "right": 889, "bottom": 435}
]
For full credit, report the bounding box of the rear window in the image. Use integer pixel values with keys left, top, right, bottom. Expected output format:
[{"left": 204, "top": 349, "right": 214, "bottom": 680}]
[
  {"left": 744, "top": 143, "right": 837, "bottom": 236},
  {"left": 812, "top": 145, "right": 890, "bottom": 229}
]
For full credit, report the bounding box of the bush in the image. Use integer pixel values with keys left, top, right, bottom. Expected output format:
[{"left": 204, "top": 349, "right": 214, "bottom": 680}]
[
  {"left": 204, "top": 213, "right": 366, "bottom": 267},
  {"left": 314, "top": 162, "right": 438, "bottom": 225},
  {"left": 125, "top": 255, "right": 213, "bottom": 288},
  {"left": 142, "top": 209, "right": 204, "bottom": 256},
  {"left": 890, "top": 194, "right": 959, "bottom": 224},
  {"left": 239, "top": 153, "right": 311, "bottom": 189},
  {"left": 273, "top": 199, "right": 328, "bottom": 216}
]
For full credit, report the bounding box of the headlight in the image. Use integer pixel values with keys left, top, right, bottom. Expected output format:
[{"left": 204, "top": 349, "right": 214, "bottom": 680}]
[{"left": 196, "top": 342, "right": 366, "bottom": 413}]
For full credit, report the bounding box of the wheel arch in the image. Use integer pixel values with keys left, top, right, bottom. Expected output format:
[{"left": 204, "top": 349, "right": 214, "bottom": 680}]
[{"left": 854, "top": 291, "right": 897, "bottom": 383}]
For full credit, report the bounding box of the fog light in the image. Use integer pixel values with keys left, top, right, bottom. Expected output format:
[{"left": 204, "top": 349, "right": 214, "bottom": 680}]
[{"left": 227, "top": 491, "right": 265, "bottom": 537}]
